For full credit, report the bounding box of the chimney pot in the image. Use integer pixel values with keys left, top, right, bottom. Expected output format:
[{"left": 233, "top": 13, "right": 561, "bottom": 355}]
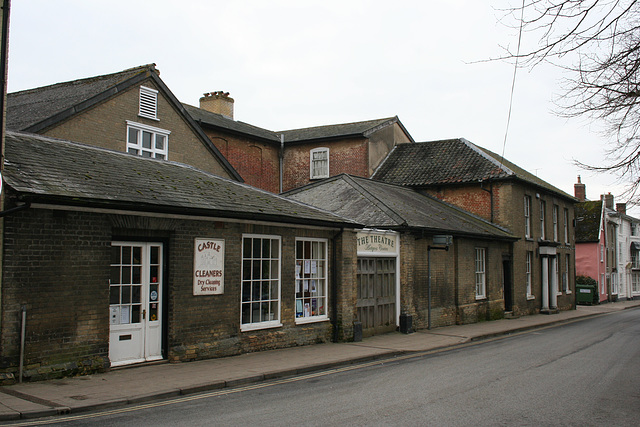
[{"left": 199, "top": 91, "right": 234, "bottom": 120}]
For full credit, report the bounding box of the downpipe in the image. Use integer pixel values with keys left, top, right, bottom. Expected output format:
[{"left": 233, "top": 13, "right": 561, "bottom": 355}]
[{"left": 19, "top": 305, "right": 26, "bottom": 383}]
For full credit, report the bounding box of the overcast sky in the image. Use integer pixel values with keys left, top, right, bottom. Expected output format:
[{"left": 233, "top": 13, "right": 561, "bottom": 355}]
[{"left": 6, "top": 0, "right": 632, "bottom": 213}]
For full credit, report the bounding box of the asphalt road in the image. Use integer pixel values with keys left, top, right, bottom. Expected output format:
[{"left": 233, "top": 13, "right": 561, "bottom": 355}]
[{"left": 15, "top": 308, "right": 640, "bottom": 426}]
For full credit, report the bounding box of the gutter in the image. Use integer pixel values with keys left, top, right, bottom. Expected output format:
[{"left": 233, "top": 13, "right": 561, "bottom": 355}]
[{"left": 0, "top": 201, "right": 30, "bottom": 217}]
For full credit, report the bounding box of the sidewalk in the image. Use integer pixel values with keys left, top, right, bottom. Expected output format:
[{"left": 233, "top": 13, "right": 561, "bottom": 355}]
[{"left": 1, "top": 300, "right": 638, "bottom": 422}]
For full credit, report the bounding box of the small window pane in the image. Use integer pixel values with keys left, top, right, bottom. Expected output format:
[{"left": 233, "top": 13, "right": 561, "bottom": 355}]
[
  {"left": 110, "top": 286, "right": 120, "bottom": 305},
  {"left": 142, "top": 131, "right": 152, "bottom": 149},
  {"left": 128, "top": 128, "right": 139, "bottom": 144},
  {"left": 121, "top": 266, "right": 131, "bottom": 284},
  {"left": 132, "top": 285, "right": 141, "bottom": 303},
  {"left": 121, "top": 285, "right": 131, "bottom": 304},
  {"left": 111, "top": 267, "right": 121, "bottom": 285},
  {"left": 156, "top": 135, "right": 165, "bottom": 150},
  {"left": 131, "top": 305, "right": 141, "bottom": 324}
]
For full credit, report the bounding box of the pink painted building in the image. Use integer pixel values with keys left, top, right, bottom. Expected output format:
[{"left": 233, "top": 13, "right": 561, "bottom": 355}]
[{"left": 574, "top": 177, "right": 617, "bottom": 303}]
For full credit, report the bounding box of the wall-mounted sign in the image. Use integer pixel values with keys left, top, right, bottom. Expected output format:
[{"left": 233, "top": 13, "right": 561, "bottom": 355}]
[
  {"left": 356, "top": 231, "right": 398, "bottom": 255},
  {"left": 193, "top": 238, "right": 225, "bottom": 295}
]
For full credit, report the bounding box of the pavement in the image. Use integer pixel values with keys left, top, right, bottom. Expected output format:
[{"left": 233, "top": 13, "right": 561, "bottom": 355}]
[{"left": 1, "top": 300, "right": 639, "bottom": 423}]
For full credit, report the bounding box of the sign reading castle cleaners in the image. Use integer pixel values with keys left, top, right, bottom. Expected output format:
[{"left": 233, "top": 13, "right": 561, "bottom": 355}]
[{"left": 193, "top": 238, "right": 225, "bottom": 295}]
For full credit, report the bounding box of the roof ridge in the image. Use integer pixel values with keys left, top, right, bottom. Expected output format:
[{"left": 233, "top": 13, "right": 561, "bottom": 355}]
[
  {"left": 8, "top": 64, "right": 156, "bottom": 95},
  {"left": 279, "top": 116, "right": 397, "bottom": 134},
  {"left": 342, "top": 175, "right": 408, "bottom": 226},
  {"left": 459, "top": 138, "right": 515, "bottom": 177}
]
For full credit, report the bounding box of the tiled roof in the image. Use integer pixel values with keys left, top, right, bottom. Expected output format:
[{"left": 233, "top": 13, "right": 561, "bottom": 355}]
[
  {"left": 575, "top": 200, "right": 603, "bottom": 243},
  {"left": 2, "top": 131, "right": 360, "bottom": 228},
  {"left": 284, "top": 174, "right": 515, "bottom": 239},
  {"left": 183, "top": 103, "right": 280, "bottom": 143},
  {"left": 373, "top": 138, "right": 575, "bottom": 200},
  {"left": 6, "top": 64, "right": 157, "bottom": 131}
]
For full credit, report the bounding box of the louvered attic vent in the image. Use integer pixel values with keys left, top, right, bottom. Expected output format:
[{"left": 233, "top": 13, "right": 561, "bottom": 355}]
[{"left": 139, "top": 86, "right": 158, "bottom": 120}]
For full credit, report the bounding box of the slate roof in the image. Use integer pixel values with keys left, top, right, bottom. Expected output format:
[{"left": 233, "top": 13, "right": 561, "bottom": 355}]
[
  {"left": 2, "top": 131, "right": 360, "bottom": 229},
  {"left": 283, "top": 174, "right": 515, "bottom": 240},
  {"left": 183, "top": 103, "right": 280, "bottom": 143},
  {"left": 5, "top": 64, "right": 242, "bottom": 182},
  {"left": 373, "top": 138, "right": 575, "bottom": 200},
  {"left": 7, "top": 64, "right": 157, "bottom": 132},
  {"left": 575, "top": 200, "right": 603, "bottom": 243},
  {"left": 184, "top": 108, "right": 414, "bottom": 146},
  {"left": 279, "top": 116, "right": 413, "bottom": 144}
]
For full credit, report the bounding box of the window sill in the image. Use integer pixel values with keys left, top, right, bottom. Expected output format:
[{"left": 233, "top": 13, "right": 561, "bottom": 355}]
[
  {"left": 527, "top": 295, "right": 535, "bottom": 300},
  {"left": 475, "top": 296, "right": 486, "bottom": 301},
  {"left": 295, "top": 316, "right": 330, "bottom": 325},
  {"left": 138, "top": 114, "right": 160, "bottom": 122},
  {"left": 240, "top": 321, "right": 283, "bottom": 332},
  {"left": 565, "top": 291, "right": 572, "bottom": 294}
]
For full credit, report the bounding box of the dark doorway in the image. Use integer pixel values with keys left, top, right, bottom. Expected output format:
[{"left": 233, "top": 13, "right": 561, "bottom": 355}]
[{"left": 503, "top": 258, "right": 513, "bottom": 312}]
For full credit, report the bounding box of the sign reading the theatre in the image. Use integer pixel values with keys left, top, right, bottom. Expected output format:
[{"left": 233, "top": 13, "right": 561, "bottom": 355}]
[
  {"left": 357, "top": 231, "right": 398, "bottom": 255},
  {"left": 193, "top": 238, "right": 225, "bottom": 295}
]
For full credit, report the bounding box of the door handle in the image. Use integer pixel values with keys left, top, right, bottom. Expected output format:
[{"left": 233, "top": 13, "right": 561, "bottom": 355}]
[{"left": 143, "top": 309, "right": 146, "bottom": 320}]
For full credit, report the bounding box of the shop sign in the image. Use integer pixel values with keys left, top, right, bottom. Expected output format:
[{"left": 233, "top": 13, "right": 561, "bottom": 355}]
[
  {"left": 193, "top": 238, "right": 225, "bottom": 295},
  {"left": 357, "top": 231, "right": 397, "bottom": 254}
]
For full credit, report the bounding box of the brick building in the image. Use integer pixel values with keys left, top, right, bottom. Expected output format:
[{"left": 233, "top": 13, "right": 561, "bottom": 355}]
[
  {"left": 373, "top": 138, "right": 577, "bottom": 316},
  {"left": 5, "top": 64, "right": 241, "bottom": 181},
  {"left": 285, "top": 174, "right": 517, "bottom": 333},
  {"left": 0, "top": 131, "right": 360, "bottom": 382},
  {"left": 184, "top": 94, "right": 414, "bottom": 193}
]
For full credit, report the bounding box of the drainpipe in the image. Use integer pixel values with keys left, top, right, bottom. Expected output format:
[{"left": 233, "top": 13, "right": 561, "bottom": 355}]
[
  {"left": 480, "top": 180, "right": 494, "bottom": 223},
  {"left": 331, "top": 228, "right": 343, "bottom": 342},
  {"left": 19, "top": 305, "right": 25, "bottom": 383},
  {"left": 279, "top": 134, "right": 284, "bottom": 193}
]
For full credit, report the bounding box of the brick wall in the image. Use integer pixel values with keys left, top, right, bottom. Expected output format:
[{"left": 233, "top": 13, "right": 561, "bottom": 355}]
[
  {"left": 282, "top": 138, "right": 369, "bottom": 192},
  {"left": 401, "top": 235, "right": 511, "bottom": 329},
  {"left": 202, "top": 130, "right": 281, "bottom": 193},
  {"left": 0, "top": 209, "right": 112, "bottom": 381},
  {"left": 0, "top": 206, "right": 356, "bottom": 381}
]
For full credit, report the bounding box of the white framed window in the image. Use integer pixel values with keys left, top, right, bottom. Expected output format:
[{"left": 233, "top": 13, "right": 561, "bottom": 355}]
[
  {"left": 475, "top": 248, "right": 486, "bottom": 299},
  {"left": 564, "top": 208, "right": 570, "bottom": 244},
  {"left": 553, "top": 205, "right": 559, "bottom": 242},
  {"left": 524, "top": 196, "right": 532, "bottom": 238},
  {"left": 295, "top": 238, "right": 329, "bottom": 323},
  {"left": 633, "top": 272, "right": 640, "bottom": 293},
  {"left": 540, "top": 200, "right": 546, "bottom": 240},
  {"left": 126, "top": 121, "right": 170, "bottom": 160},
  {"left": 310, "top": 147, "right": 329, "bottom": 179},
  {"left": 139, "top": 86, "right": 159, "bottom": 120},
  {"left": 241, "top": 235, "right": 281, "bottom": 331},
  {"left": 611, "top": 273, "right": 618, "bottom": 295},
  {"left": 632, "top": 248, "right": 640, "bottom": 269},
  {"left": 526, "top": 251, "right": 534, "bottom": 299},
  {"left": 600, "top": 244, "right": 604, "bottom": 262}
]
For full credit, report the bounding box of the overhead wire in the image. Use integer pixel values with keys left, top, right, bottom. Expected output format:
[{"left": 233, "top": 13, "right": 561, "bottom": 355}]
[{"left": 500, "top": 0, "right": 527, "bottom": 169}]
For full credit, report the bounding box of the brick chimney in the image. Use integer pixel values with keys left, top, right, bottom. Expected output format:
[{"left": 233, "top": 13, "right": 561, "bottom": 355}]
[
  {"left": 574, "top": 176, "right": 586, "bottom": 201},
  {"left": 199, "top": 91, "right": 234, "bottom": 120},
  {"left": 616, "top": 203, "right": 627, "bottom": 215},
  {"left": 603, "top": 193, "right": 614, "bottom": 210}
]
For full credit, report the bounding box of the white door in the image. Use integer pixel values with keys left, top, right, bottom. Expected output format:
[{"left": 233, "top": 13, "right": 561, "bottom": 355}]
[{"left": 109, "top": 242, "right": 163, "bottom": 366}]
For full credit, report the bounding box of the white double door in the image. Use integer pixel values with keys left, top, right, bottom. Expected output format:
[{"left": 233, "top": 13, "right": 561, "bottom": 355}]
[{"left": 109, "top": 242, "right": 163, "bottom": 366}]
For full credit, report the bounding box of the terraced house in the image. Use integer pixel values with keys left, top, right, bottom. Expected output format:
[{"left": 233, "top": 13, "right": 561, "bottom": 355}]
[{"left": 373, "top": 138, "right": 577, "bottom": 316}]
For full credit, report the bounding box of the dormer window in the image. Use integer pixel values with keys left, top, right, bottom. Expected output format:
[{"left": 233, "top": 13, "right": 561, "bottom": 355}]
[
  {"left": 310, "top": 147, "right": 329, "bottom": 179},
  {"left": 139, "top": 86, "right": 158, "bottom": 120},
  {"left": 126, "top": 121, "right": 170, "bottom": 159}
]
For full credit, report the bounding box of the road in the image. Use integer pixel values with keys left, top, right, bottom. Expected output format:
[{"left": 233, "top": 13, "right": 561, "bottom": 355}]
[{"left": 13, "top": 308, "right": 640, "bottom": 426}]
